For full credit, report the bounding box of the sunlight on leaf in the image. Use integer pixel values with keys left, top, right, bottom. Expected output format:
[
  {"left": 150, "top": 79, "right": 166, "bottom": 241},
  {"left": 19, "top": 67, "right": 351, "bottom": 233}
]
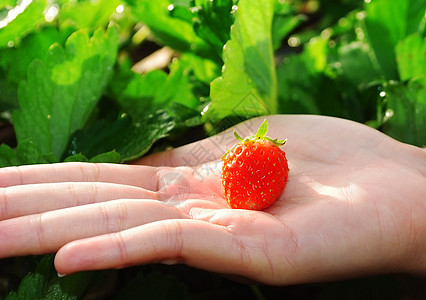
[
  {"left": 12, "top": 25, "right": 119, "bottom": 159},
  {"left": 206, "top": 0, "right": 277, "bottom": 122},
  {"left": 0, "top": 0, "right": 46, "bottom": 47}
]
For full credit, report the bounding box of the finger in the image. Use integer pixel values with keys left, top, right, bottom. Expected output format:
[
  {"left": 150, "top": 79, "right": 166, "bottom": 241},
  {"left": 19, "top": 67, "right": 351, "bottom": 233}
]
[
  {"left": 54, "top": 219, "right": 279, "bottom": 284},
  {"left": 0, "top": 182, "right": 158, "bottom": 220},
  {"left": 0, "top": 199, "right": 184, "bottom": 258},
  {"left": 0, "top": 162, "right": 158, "bottom": 189}
]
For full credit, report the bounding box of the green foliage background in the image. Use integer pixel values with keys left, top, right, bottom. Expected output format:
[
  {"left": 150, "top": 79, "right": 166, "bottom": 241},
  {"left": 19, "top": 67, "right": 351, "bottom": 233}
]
[{"left": 0, "top": 0, "right": 425, "bottom": 298}]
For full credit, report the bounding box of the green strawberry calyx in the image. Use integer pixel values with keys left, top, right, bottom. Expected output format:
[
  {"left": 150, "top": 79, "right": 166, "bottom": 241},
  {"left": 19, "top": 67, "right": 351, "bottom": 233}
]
[
  {"left": 221, "top": 119, "right": 286, "bottom": 160},
  {"left": 234, "top": 119, "right": 287, "bottom": 147}
]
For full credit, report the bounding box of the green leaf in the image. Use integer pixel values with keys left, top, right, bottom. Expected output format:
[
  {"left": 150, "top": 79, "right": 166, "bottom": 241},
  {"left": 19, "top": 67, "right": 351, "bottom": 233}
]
[
  {"left": 127, "top": 0, "right": 209, "bottom": 55},
  {"left": 382, "top": 80, "right": 426, "bottom": 147},
  {"left": 65, "top": 114, "right": 131, "bottom": 160},
  {"left": 110, "top": 67, "right": 168, "bottom": 117},
  {"left": 6, "top": 255, "right": 99, "bottom": 300},
  {"left": 168, "top": 3, "right": 193, "bottom": 24},
  {"left": 58, "top": 0, "right": 121, "bottom": 29},
  {"left": 0, "top": 26, "right": 69, "bottom": 110},
  {"left": 102, "top": 111, "right": 174, "bottom": 161},
  {"left": 303, "top": 37, "right": 329, "bottom": 74},
  {"left": 15, "top": 139, "right": 58, "bottom": 165},
  {"left": 0, "top": 0, "right": 18, "bottom": 10},
  {"left": 66, "top": 111, "right": 175, "bottom": 162},
  {"left": 0, "top": 0, "right": 47, "bottom": 47},
  {"left": 272, "top": 1, "right": 305, "bottom": 49},
  {"left": 206, "top": 0, "right": 277, "bottom": 122},
  {"left": 178, "top": 53, "right": 220, "bottom": 84},
  {"left": 276, "top": 35, "right": 371, "bottom": 122},
  {"left": 191, "top": 0, "right": 235, "bottom": 59},
  {"left": 89, "top": 151, "right": 121, "bottom": 163},
  {"left": 276, "top": 54, "right": 320, "bottom": 115},
  {"left": 396, "top": 33, "right": 426, "bottom": 82},
  {"left": 110, "top": 58, "right": 201, "bottom": 123},
  {"left": 5, "top": 255, "right": 53, "bottom": 300},
  {"left": 12, "top": 25, "right": 119, "bottom": 159},
  {"left": 361, "top": 0, "right": 426, "bottom": 80},
  {"left": 0, "top": 140, "right": 58, "bottom": 168},
  {"left": 158, "top": 60, "right": 201, "bottom": 112},
  {"left": 337, "top": 41, "right": 382, "bottom": 87},
  {"left": 63, "top": 153, "right": 89, "bottom": 163},
  {"left": 0, "top": 143, "right": 20, "bottom": 168}
]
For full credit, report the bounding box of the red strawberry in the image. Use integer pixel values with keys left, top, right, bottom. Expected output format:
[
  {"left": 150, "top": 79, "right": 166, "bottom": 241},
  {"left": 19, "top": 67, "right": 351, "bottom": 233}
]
[{"left": 221, "top": 120, "right": 289, "bottom": 210}]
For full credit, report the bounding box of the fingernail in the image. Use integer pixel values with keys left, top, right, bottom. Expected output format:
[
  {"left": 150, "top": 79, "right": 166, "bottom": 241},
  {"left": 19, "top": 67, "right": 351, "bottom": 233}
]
[{"left": 57, "top": 272, "right": 67, "bottom": 278}]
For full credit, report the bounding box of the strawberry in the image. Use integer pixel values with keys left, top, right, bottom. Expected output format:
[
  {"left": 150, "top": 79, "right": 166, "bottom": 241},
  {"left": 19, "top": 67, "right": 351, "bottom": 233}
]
[{"left": 221, "top": 120, "right": 289, "bottom": 210}]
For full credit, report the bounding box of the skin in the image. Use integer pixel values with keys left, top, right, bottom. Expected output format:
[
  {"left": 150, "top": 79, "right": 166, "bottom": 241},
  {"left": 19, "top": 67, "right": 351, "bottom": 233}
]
[{"left": 0, "top": 115, "right": 425, "bottom": 285}]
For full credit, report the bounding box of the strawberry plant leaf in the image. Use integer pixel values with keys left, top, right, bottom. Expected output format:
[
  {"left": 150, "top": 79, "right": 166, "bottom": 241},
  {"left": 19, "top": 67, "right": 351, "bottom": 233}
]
[
  {"left": 0, "top": 140, "right": 58, "bottom": 168},
  {"left": 89, "top": 151, "right": 121, "bottom": 163},
  {"left": 5, "top": 255, "right": 53, "bottom": 300},
  {"left": 126, "top": 0, "right": 210, "bottom": 55},
  {"left": 66, "top": 110, "right": 175, "bottom": 162},
  {"left": 360, "top": 0, "right": 426, "bottom": 80},
  {"left": 0, "top": 26, "right": 69, "bottom": 110},
  {"left": 58, "top": 0, "right": 121, "bottom": 29},
  {"left": 190, "top": 0, "right": 234, "bottom": 60},
  {"left": 378, "top": 27, "right": 425, "bottom": 147},
  {"left": 205, "top": 0, "right": 277, "bottom": 122},
  {"left": 337, "top": 40, "right": 382, "bottom": 87},
  {"left": 115, "top": 111, "right": 175, "bottom": 161},
  {"left": 272, "top": 1, "right": 305, "bottom": 50},
  {"left": 109, "top": 67, "right": 168, "bottom": 117},
  {"left": 43, "top": 271, "right": 96, "bottom": 300},
  {"left": 0, "top": 0, "right": 47, "bottom": 47},
  {"left": 396, "top": 33, "right": 425, "bottom": 82},
  {"left": 381, "top": 80, "right": 426, "bottom": 147},
  {"left": 178, "top": 53, "right": 220, "bottom": 84},
  {"left": 63, "top": 153, "right": 89, "bottom": 163},
  {"left": 6, "top": 255, "right": 99, "bottom": 300},
  {"left": 276, "top": 48, "right": 321, "bottom": 115},
  {"left": 0, "top": 144, "right": 20, "bottom": 168},
  {"left": 12, "top": 25, "right": 119, "bottom": 160},
  {"left": 110, "top": 59, "right": 201, "bottom": 124},
  {"left": 65, "top": 114, "right": 131, "bottom": 160}
]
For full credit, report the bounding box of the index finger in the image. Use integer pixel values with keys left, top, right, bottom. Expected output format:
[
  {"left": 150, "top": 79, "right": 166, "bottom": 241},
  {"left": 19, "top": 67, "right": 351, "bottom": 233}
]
[{"left": 0, "top": 162, "right": 158, "bottom": 189}]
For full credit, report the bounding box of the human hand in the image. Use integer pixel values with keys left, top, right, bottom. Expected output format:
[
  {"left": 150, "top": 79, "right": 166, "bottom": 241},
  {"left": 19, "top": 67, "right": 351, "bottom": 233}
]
[{"left": 1, "top": 115, "right": 425, "bottom": 285}]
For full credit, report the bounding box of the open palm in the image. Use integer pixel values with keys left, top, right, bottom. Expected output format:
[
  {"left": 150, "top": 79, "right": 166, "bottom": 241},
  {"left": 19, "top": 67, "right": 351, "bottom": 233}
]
[{"left": 1, "top": 115, "right": 425, "bottom": 285}]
